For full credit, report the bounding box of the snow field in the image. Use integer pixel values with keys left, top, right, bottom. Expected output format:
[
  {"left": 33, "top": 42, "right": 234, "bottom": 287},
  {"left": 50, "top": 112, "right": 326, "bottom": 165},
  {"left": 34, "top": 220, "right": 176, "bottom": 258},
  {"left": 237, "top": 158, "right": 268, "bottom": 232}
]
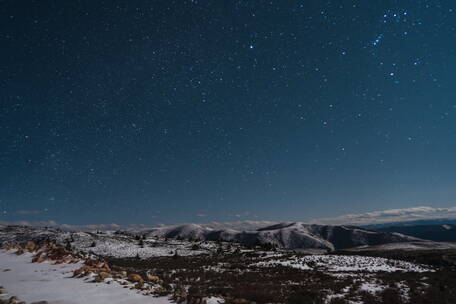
[{"left": 0, "top": 250, "right": 172, "bottom": 304}]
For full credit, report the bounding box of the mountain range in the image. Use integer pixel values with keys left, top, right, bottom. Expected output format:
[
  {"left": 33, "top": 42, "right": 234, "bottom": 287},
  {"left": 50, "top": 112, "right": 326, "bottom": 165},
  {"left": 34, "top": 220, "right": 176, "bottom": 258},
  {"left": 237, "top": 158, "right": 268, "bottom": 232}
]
[
  {"left": 363, "top": 218, "right": 456, "bottom": 229},
  {"left": 143, "top": 222, "right": 419, "bottom": 250},
  {"left": 373, "top": 224, "right": 456, "bottom": 242}
]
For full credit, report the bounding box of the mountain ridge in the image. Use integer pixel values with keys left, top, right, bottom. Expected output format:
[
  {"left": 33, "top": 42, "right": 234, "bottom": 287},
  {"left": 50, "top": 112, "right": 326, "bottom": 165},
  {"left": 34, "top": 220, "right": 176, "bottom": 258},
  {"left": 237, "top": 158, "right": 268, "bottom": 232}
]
[
  {"left": 373, "top": 224, "right": 456, "bottom": 242},
  {"left": 143, "top": 221, "right": 420, "bottom": 251}
]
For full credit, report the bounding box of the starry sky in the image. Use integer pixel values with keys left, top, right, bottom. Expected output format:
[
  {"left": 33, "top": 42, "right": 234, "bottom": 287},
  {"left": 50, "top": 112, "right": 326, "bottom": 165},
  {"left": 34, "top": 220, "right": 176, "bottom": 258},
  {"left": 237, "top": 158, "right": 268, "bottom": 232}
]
[{"left": 1, "top": 0, "right": 455, "bottom": 226}]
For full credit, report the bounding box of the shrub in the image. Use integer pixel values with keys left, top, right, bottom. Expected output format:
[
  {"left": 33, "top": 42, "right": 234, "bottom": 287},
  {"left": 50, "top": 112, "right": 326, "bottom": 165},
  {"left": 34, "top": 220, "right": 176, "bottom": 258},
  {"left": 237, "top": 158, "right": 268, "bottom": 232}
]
[
  {"left": 380, "top": 288, "right": 403, "bottom": 304},
  {"left": 328, "top": 298, "right": 348, "bottom": 304},
  {"left": 287, "top": 290, "right": 323, "bottom": 304},
  {"left": 191, "top": 244, "right": 200, "bottom": 250}
]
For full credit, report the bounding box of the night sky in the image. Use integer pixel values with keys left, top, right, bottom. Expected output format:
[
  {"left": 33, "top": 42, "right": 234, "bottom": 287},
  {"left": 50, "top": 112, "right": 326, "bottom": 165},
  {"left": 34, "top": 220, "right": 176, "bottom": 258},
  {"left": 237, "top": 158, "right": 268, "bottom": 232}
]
[{"left": 1, "top": 1, "right": 455, "bottom": 225}]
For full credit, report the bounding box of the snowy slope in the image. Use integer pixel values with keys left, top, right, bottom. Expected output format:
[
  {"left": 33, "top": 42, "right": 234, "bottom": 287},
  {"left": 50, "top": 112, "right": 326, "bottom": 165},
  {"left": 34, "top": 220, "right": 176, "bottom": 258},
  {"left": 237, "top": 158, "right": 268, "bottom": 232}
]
[{"left": 0, "top": 250, "right": 172, "bottom": 304}]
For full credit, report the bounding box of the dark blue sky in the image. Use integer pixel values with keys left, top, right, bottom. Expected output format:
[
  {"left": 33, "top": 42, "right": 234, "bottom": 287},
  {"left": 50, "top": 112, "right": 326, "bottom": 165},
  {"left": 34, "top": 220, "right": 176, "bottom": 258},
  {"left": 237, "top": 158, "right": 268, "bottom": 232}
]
[{"left": 1, "top": 1, "right": 455, "bottom": 225}]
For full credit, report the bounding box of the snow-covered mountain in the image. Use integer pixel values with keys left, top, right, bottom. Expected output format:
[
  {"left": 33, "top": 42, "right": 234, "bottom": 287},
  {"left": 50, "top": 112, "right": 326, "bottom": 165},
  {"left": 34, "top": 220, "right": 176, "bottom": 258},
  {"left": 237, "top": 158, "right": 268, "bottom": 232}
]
[
  {"left": 0, "top": 222, "right": 420, "bottom": 252},
  {"left": 145, "top": 222, "right": 420, "bottom": 250}
]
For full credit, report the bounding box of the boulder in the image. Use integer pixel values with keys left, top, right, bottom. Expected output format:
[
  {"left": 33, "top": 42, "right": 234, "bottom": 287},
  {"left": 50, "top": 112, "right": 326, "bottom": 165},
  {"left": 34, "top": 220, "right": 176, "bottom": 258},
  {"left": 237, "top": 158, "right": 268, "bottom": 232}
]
[
  {"left": 97, "top": 271, "right": 112, "bottom": 281},
  {"left": 112, "top": 272, "right": 125, "bottom": 279},
  {"left": 73, "top": 265, "right": 97, "bottom": 277},
  {"left": 7, "top": 296, "right": 18, "bottom": 304},
  {"left": 84, "top": 259, "right": 97, "bottom": 267},
  {"left": 95, "top": 262, "right": 111, "bottom": 271},
  {"left": 127, "top": 273, "right": 143, "bottom": 283},
  {"left": 25, "top": 241, "right": 36, "bottom": 252},
  {"left": 33, "top": 256, "right": 48, "bottom": 263},
  {"left": 62, "top": 257, "right": 75, "bottom": 264},
  {"left": 102, "top": 264, "right": 111, "bottom": 272},
  {"left": 146, "top": 273, "right": 160, "bottom": 283}
]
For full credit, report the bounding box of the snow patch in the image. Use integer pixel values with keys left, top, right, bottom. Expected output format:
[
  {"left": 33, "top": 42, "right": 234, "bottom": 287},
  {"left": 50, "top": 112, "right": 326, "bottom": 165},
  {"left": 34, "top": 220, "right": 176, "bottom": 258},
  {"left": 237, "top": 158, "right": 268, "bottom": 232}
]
[{"left": 253, "top": 254, "right": 434, "bottom": 273}]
